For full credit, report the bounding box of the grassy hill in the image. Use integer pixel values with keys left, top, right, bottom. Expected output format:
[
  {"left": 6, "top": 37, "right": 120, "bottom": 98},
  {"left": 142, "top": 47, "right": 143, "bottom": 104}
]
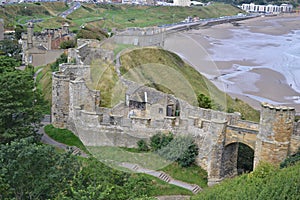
[
  {"left": 0, "top": 2, "right": 243, "bottom": 32},
  {"left": 120, "top": 47, "right": 260, "bottom": 121},
  {"left": 0, "top": 2, "right": 69, "bottom": 29},
  {"left": 191, "top": 162, "right": 300, "bottom": 200}
]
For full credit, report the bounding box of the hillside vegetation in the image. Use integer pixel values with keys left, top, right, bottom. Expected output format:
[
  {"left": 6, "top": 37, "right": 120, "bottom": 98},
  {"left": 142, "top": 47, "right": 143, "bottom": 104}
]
[
  {"left": 0, "top": 2, "right": 242, "bottom": 31},
  {"left": 191, "top": 162, "right": 300, "bottom": 200},
  {"left": 120, "top": 47, "right": 260, "bottom": 121}
]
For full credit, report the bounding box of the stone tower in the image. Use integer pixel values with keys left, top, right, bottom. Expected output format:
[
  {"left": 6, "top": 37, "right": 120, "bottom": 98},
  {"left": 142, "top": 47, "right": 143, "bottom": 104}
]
[
  {"left": 51, "top": 71, "right": 70, "bottom": 129},
  {"left": 254, "top": 103, "right": 295, "bottom": 168},
  {"left": 27, "top": 22, "right": 34, "bottom": 49}
]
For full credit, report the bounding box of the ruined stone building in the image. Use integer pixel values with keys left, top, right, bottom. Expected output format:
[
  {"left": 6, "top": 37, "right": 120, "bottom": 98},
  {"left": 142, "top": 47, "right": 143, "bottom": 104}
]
[
  {"left": 21, "top": 22, "right": 75, "bottom": 66},
  {"left": 51, "top": 43, "right": 300, "bottom": 186}
]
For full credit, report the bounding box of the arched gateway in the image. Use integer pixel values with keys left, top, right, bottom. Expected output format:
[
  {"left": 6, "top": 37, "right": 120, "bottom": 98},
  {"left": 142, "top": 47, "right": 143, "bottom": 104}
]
[{"left": 51, "top": 53, "right": 300, "bottom": 187}]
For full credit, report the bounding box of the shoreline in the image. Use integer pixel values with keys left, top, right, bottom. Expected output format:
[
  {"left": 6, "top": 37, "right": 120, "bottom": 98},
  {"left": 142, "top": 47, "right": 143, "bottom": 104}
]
[{"left": 164, "top": 13, "right": 300, "bottom": 112}]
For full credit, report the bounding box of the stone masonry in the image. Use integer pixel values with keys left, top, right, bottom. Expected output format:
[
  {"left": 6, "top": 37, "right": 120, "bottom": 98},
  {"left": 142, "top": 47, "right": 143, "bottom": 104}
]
[{"left": 51, "top": 44, "right": 300, "bottom": 186}]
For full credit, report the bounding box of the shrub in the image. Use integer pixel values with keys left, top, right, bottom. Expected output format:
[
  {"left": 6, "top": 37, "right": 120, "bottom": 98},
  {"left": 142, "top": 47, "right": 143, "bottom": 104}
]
[
  {"left": 150, "top": 132, "right": 173, "bottom": 151},
  {"left": 280, "top": 148, "right": 300, "bottom": 168},
  {"left": 137, "top": 139, "right": 149, "bottom": 152},
  {"left": 60, "top": 40, "right": 76, "bottom": 49},
  {"left": 157, "top": 136, "right": 199, "bottom": 167},
  {"left": 197, "top": 93, "right": 212, "bottom": 109}
]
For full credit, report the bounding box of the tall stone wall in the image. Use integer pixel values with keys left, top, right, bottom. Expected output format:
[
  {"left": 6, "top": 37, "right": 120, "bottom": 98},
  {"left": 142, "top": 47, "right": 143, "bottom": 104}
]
[
  {"left": 254, "top": 103, "right": 296, "bottom": 168},
  {"left": 52, "top": 72, "right": 70, "bottom": 129},
  {"left": 113, "top": 27, "right": 165, "bottom": 47}
]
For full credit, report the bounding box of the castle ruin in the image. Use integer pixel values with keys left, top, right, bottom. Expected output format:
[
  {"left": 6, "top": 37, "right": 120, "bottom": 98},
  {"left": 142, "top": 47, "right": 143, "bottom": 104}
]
[{"left": 51, "top": 41, "right": 300, "bottom": 186}]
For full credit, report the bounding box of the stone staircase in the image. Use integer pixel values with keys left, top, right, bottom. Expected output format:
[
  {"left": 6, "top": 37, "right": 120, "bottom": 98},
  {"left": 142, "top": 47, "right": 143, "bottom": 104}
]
[
  {"left": 159, "top": 172, "right": 171, "bottom": 182},
  {"left": 119, "top": 162, "right": 202, "bottom": 194}
]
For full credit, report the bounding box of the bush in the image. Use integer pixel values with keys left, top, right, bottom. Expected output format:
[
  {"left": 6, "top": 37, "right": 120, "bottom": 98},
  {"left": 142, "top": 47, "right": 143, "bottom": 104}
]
[
  {"left": 157, "top": 136, "right": 199, "bottom": 167},
  {"left": 197, "top": 93, "right": 212, "bottom": 109},
  {"left": 280, "top": 148, "right": 300, "bottom": 168},
  {"left": 137, "top": 139, "right": 149, "bottom": 152},
  {"left": 60, "top": 40, "right": 76, "bottom": 49},
  {"left": 150, "top": 132, "right": 173, "bottom": 151}
]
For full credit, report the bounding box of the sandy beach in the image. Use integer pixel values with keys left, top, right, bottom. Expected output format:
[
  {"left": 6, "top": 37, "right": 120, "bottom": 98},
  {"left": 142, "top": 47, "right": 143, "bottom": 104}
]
[{"left": 164, "top": 14, "right": 300, "bottom": 112}]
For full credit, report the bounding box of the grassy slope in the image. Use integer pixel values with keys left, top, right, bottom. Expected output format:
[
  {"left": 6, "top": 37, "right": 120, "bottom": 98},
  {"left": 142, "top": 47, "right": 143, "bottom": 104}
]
[
  {"left": 192, "top": 162, "right": 300, "bottom": 200},
  {"left": 0, "top": 2, "right": 69, "bottom": 28},
  {"left": 44, "top": 124, "right": 89, "bottom": 154},
  {"left": 0, "top": 2, "right": 242, "bottom": 30},
  {"left": 120, "top": 47, "right": 260, "bottom": 121},
  {"left": 68, "top": 3, "right": 242, "bottom": 30}
]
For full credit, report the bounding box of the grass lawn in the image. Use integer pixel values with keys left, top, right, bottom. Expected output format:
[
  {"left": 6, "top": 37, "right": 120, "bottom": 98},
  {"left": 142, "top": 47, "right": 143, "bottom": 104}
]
[
  {"left": 87, "top": 146, "right": 172, "bottom": 170},
  {"left": 44, "top": 124, "right": 89, "bottom": 154},
  {"left": 161, "top": 163, "right": 208, "bottom": 188}
]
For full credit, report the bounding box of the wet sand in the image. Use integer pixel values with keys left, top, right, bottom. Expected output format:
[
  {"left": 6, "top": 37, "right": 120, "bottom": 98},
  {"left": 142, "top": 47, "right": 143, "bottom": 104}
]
[{"left": 164, "top": 14, "right": 300, "bottom": 112}]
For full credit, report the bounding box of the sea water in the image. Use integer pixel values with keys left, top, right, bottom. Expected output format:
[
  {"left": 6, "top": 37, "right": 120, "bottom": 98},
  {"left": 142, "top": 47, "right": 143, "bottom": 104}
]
[{"left": 206, "top": 25, "right": 300, "bottom": 103}]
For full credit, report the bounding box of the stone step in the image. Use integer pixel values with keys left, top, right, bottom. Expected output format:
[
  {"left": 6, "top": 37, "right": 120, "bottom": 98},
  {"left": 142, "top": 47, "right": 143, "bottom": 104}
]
[
  {"left": 132, "top": 164, "right": 139, "bottom": 171},
  {"left": 192, "top": 185, "right": 202, "bottom": 194},
  {"left": 159, "top": 172, "right": 171, "bottom": 183}
]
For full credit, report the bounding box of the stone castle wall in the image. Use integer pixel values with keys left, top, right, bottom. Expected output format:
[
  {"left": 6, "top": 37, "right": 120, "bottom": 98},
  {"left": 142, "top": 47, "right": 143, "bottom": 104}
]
[
  {"left": 51, "top": 47, "right": 300, "bottom": 186},
  {"left": 113, "top": 27, "right": 165, "bottom": 47}
]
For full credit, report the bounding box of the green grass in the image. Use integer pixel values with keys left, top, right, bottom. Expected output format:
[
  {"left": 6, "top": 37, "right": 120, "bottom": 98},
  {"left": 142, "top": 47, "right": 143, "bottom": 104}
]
[
  {"left": 87, "top": 146, "right": 172, "bottom": 170},
  {"left": 192, "top": 162, "right": 300, "bottom": 200},
  {"left": 44, "top": 124, "right": 89, "bottom": 154},
  {"left": 120, "top": 47, "right": 260, "bottom": 121},
  {"left": 161, "top": 163, "right": 208, "bottom": 188},
  {"left": 119, "top": 148, "right": 208, "bottom": 188},
  {"left": 67, "top": 3, "right": 242, "bottom": 30}
]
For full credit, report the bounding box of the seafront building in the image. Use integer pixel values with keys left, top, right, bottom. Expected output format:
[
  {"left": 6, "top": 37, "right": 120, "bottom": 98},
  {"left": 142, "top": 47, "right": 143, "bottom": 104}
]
[{"left": 241, "top": 3, "right": 293, "bottom": 14}]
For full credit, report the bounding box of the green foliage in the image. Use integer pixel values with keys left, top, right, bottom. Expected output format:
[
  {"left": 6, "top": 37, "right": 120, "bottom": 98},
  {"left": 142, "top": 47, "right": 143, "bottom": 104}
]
[
  {"left": 0, "top": 39, "right": 22, "bottom": 61},
  {"left": 157, "top": 135, "right": 199, "bottom": 167},
  {"left": 193, "top": 162, "right": 300, "bottom": 200},
  {"left": 61, "top": 157, "right": 154, "bottom": 200},
  {"left": 249, "top": 162, "right": 277, "bottom": 180},
  {"left": 60, "top": 39, "right": 76, "bottom": 49},
  {"left": 44, "top": 124, "right": 89, "bottom": 154},
  {"left": 15, "top": 25, "right": 25, "bottom": 40},
  {"left": 137, "top": 139, "right": 149, "bottom": 152},
  {"left": 280, "top": 148, "right": 300, "bottom": 168},
  {"left": 0, "top": 56, "right": 44, "bottom": 144},
  {"left": 161, "top": 163, "right": 208, "bottom": 188},
  {"left": 0, "top": 137, "right": 80, "bottom": 199},
  {"left": 197, "top": 93, "right": 212, "bottom": 109},
  {"left": 50, "top": 53, "right": 68, "bottom": 72},
  {"left": 150, "top": 132, "right": 174, "bottom": 151}
]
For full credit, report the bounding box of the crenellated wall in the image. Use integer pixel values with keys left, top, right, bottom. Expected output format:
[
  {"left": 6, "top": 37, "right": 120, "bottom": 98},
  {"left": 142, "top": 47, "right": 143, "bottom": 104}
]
[{"left": 52, "top": 53, "right": 300, "bottom": 187}]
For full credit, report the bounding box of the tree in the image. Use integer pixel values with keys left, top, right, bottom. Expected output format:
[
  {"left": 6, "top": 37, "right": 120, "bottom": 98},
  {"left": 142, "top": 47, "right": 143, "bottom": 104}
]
[
  {"left": 61, "top": 158, "right": 153, "bottom": 200},
  {"left": 0, "top": 39, "right": 22, "bottom": 61},
  {"left": 157, "top": 135, "right": 199, "bottom": 167},
  {"left": 0, "top": 137, "right": 80, "bottom": 199},
  {"left": 60, "top": 40, "right": 76, "bottom": 49},
  {"left": 197, "top": 93, "right": 212, "bottom": 109},
  {"left": 0, "top": 56, "right": 44, "bottom": 144}
]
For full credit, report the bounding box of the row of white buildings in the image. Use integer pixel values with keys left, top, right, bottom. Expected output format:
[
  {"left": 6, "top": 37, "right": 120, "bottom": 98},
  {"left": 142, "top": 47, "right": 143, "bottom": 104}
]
[{"left": 241, "top": 3, "right": 293, "bottom": 14}]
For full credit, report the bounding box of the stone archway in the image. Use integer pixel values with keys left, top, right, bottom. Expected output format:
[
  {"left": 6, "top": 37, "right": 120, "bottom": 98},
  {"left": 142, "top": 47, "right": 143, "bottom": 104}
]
[
  {"left": 237, "top": 143, "right": 254, "bottom": 174},
  {"left": 221, "top": 142, "right": 254, "bottom": 178}
]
